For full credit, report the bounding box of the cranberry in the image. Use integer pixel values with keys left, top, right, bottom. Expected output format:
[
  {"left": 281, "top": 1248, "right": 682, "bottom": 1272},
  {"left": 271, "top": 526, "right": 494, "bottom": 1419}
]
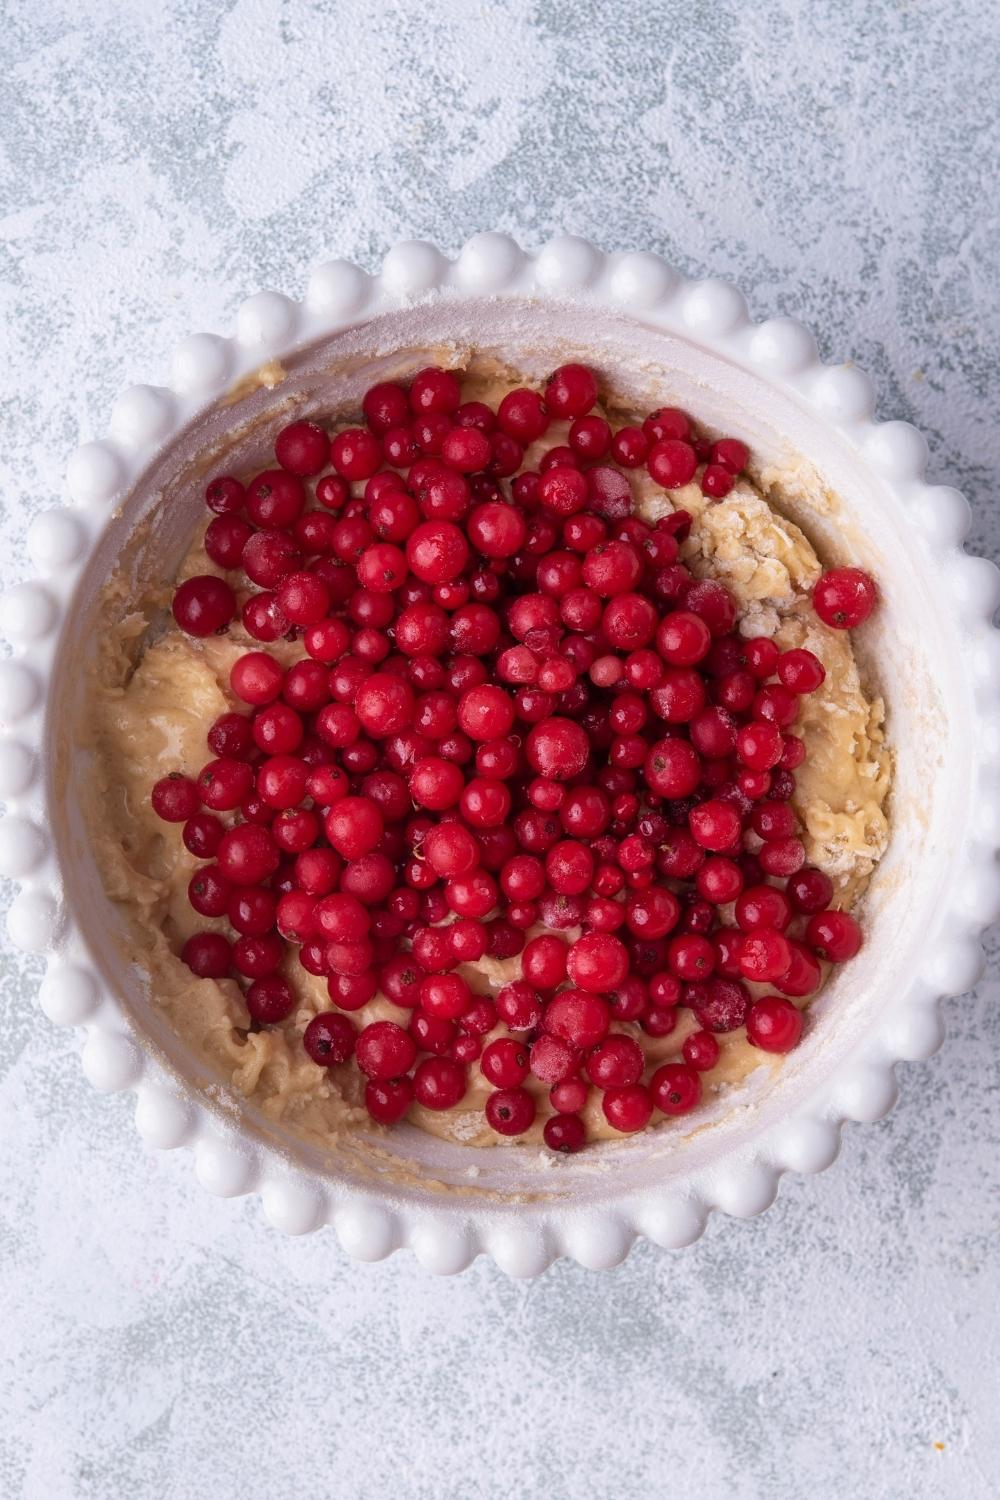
[
  {"left": 689, "top": 799, "right": 742, "bottom": 852},
  {"left": 529, "top": 1032, "right": 579, "bottom": 1084},
  {"left": 543, "top": 1114, "right": 587, "bottom": 1152},
  {"left": 525, "top": 717, "right": 589, "bottom": 780},
  {"left": 331, "top": 427, "right": 382, "bottom": 481},
  {"left": 813, "top": 567, "right": 877, "bottom": 628},
  {"left": 316, "top": 474, "right": 349, "bottom": 510},
  {"left": 644, "top": 738, "right": 701, "bottom": 798},
  {"left": 478, "top": 1038, "right": 527, "bottom": 1089},
  {"left": 365, "top": 1076, "right": 414, "bottom": 1123},
  {"left": 736, "top": 720, "right": 784, "bottom": 771},
  {"left": 181, "top": 932, "right": 232, "bottom": 978},
  {"left": 152, "top": 773, "right": 200, "bottom": 822},
  {"left": 611, "top": 426, "right": 648, "bottom": 467},
  {"left": 787, "top": 866, "right": 834, "bottom": 913},
  {"left": 739, "top": 928, "right": 793, "bottom": 983},
  {"left": 172, "top": 575, "right": 236, "bottom": 637},
  {"left": 701, "top": 464, "right": 735, "bottom": 499},
  {"left": 441, "top": 427, "right": 492, "bottom": 473},
  {"left": 806, "top": 909, "right": 862, "bottom": 962},
  {"left": 245, "top": 976, "right": 296, "bottom": 1025},
  {"left": 651, "top": 1063, "right": 701, "bottom": 1116},
  {"left": 410, "top": 368, "right": 461, "bottom": 416},
  {"left": 205, "top": 514, "right": 253, "bottom": 569},
  {"left": 494, "top": 387, "right": 547, "bottom": 442},
  {"left": 485, "top": 1087, "right": 535, "bottom": 1136},
  {"left": 324, "top": 797, "right": 383, "bottom": 858},
  {"left": 774, "top": 941, "right": 822, "bottom": 999},
  {"left": 544, "top": 363, "right": 598, "bottom": 419},
  {"left": 183, "top": 812, "right": 224, "bottom": 858},
  {"left": 406, "top": 521, "right": 469, "bottom": 584},
  {"left": 205, "top": 475, "right": 245, "bottom": 514},
  {"left": 356, "top": 1020, "right": 416, "bottom": 1080},
  {"left": 778, "top": 647, "right": 826, "bottom": 694},
  {"left": 246, "top": 470, "right": 305, "bottom": 527},
  {"left": 746, "top": 996, "right": 803, "bottom": 1052},
  {"left": 566, "top": 932, "right": 628, "bottom": 993},
  {"left": 545, "top": 989, "right": 611, "bottom": 1049},
  {"left": 648, "top": 439, "right": 697, "bottom": 489},
  {"left": 602, "top": 1084, "right": 653, "bottom": 1133},
  {"left": 693, "top": 976, "right": 751, "bottom": 1033},
  {"left": 586, "top": 1034, "right": 644, "bottom": 1089},
  {"left": 419, "top": 973, "right": 472, "bottom": 1021},
  {"left": 682, "top": 1029, "right": 720, "bottom": 1071},
  {"left": 275, "top": 417, "right": 329, "bottom": 474},
  {"left": 242, "top": 592, "right": 290, "bottom": 642},
  {"left": 363, "top": 381, "right": 410, "bottom": 433},
  {"left": 413, "top": 1057, "right": 467, "bottom": 1110},
  {"left": 735, "top": 885, "right": 792, "bottom": 932}
]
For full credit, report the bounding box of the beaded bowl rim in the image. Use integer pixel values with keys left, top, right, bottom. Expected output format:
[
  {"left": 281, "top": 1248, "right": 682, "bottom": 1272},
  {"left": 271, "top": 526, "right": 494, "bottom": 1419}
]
[{"left": 4, "top": 232, "right": 998, "bottom": 1276}]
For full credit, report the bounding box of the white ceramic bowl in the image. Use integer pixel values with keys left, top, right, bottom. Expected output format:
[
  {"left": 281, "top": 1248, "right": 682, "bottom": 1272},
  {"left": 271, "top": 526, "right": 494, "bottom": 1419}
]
[{"left": 5, "top": 234, "right": 999, "bottom": 1276}]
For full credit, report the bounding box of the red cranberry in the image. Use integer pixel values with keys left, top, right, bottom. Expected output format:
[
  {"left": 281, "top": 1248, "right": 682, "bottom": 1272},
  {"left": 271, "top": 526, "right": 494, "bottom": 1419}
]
[
  {"left": 181, "top": 932, "right": 232, "bottom": 978},
  {"left": 331, "top": 427, "right": 382, "bottom": 481},
  {"left": 245, "top": 976, "right": 296, "bottom": 1025},
  {"left": 813, "top": 567, "right": 877, "bottom": 628},
  {"left": 205, "top": 474, "right": 245, "bottom": 514},
  {"left": 787, "top": 867, "right": 834, "bottom": 913},
  {"left": 544, "top": 363, "right": 598, "bottom": 419},
  {"left": 586, "top": 1034, "right": 644, "bottom": 1090},
  {"left": 356, "top": 1020, "right": 416, "bottom": 1080},
  {"left": 365, "top": 1076, "right": 414, "bottom": 1123},
  {"left": 683, "top": 1029, "right": 720, "bottom": 1071},
  {"left": 746, "top": 996, "right": 803, "bottom": 1052},
  {"left": 172, "top": 575, "right": 236, "bottom": 637},
  {"left": 602, "top": 1084, "right": 653, "bottom": 1133},
  {"left": 485, "top": 1087, "right": 535, "bottom": 1136},
  {"left": 806, "top": 909, "right": 862, "bottom": 962},
  {"left": 275, "top": 420, "right": 330, "bottom": 476},
  {"left": 152, "top": 773, "right": 200, "bottom": 822},
  {"left": 651, "top": 1063, "right": 701, "bottom": 1116},
  {"left": 648, "top": 439, "right": 697, "bottom": 489},
  {"left": 544, "top": 1113, "right": 586, "bottom": 1152},
  {"left": 413, "top": 1057, "right": 467, "bottom": 1110},
  {"left": 693, "top": 976, "right": 751, "bottom": 1033}
]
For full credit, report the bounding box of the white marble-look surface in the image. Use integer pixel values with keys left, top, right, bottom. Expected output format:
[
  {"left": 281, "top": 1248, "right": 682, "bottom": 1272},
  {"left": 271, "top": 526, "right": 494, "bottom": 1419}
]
[{"left": 2, "top": 2, "right": 998, "bottom": 1496}]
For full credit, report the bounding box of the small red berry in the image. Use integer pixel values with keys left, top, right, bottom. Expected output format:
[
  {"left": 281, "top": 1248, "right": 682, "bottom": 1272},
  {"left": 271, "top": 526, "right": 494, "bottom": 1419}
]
[
  {"left": 543, "top": 1114, "right": 587, "bottom": 1152},
  {"left": 172, "top": 575, "right": 236, "bottom": 637},
  {"left": 275, "top": 419, "right": 330, "bottom": 476},
  {"left": 812, "top": 567, "right": 877, "bottom": 628},
  {"left": 544, "top": 363, "right": 598, "bottom": 419},
  {"left": 485, "top": 1087, "right": 536, "bottom": 1136},
  {"left": 651, "top": 1062, "right": 701, "bottom": 1116},
  {"left": 746, "top": 996, "right": 803, "bottom": 1052},
  {"left": 602, "top": 1083, "right": 653, "bottom": 1133}
]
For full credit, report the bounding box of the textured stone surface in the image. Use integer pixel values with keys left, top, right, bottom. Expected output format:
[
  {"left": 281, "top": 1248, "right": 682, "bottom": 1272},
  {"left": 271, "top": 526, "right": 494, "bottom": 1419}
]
[{"left": 1, "top": 2, "right": 998, "bottom": 1496}]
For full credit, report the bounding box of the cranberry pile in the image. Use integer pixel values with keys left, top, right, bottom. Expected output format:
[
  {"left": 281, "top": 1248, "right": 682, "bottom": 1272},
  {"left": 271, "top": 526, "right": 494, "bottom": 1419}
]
[{"left": 152, "top": 362, "right": 876, "bottom": 1152}]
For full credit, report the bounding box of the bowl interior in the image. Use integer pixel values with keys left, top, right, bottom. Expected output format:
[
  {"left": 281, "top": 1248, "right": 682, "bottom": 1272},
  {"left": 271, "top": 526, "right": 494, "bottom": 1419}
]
[{"left": 49, "top": 295, "right": 968, "bottom": 1208}]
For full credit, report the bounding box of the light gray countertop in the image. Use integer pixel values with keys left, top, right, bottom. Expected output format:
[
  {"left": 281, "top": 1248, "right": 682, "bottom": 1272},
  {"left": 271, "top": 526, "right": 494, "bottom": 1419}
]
[{"left": 2, "top": 2, "right": 998, "bottom": 1496}]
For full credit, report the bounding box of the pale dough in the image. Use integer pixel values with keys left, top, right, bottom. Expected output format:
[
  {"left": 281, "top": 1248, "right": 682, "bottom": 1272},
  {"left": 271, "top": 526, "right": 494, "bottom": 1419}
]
[{"left": 84, "top": 368, "right": 891, "bottom": 1151}]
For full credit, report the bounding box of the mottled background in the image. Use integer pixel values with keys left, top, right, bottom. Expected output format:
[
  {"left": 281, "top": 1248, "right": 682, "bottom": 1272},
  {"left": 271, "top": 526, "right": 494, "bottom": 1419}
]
[{"left": 2, "top": 1, "right": 999, "bottom": 1496}]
